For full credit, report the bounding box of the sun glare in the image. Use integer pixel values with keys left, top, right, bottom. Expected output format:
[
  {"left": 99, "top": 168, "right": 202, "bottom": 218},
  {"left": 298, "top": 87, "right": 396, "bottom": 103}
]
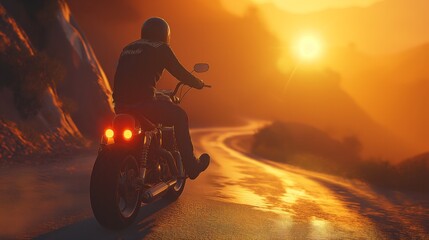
[{"left": 294, "top": 35, "right": 322, "bottom": 61}]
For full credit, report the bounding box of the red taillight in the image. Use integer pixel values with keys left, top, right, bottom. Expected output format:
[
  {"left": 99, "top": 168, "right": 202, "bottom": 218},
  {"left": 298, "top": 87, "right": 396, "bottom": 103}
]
[
  {"left": 105, "top": 129, "right": 114, "bottom": 138},
  {"left": 123, "top": 129, "right": 133, "bottom": 140}
]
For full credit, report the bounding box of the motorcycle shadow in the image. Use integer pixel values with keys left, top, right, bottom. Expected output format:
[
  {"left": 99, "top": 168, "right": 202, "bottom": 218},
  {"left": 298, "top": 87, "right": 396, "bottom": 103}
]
[{"left": 35, "top": 198, "right": 175, "bottom": 240}]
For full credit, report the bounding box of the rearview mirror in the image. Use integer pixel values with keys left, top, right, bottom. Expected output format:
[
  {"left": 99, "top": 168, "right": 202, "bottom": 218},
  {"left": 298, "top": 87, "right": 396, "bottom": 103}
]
[{"left": 193, "top": 63, "right": 209, "bottom": 73}]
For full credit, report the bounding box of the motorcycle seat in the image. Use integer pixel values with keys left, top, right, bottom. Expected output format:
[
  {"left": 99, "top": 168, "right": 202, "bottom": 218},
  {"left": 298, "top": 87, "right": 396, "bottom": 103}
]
[{"left": 114, "top": 110, "right": 156, "bottom": 132}]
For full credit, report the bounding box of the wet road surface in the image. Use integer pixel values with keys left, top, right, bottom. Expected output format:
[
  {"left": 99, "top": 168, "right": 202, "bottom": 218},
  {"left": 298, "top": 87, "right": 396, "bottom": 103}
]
[{"left": 0, "top": 122, "right": 428, "bottom": 239}]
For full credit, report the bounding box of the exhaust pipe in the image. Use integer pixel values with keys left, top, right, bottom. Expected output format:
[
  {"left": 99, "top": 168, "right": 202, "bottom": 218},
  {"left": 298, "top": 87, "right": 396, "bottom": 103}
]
[{"left": 142, "top": 179, "right": 177, "bottom": 203}]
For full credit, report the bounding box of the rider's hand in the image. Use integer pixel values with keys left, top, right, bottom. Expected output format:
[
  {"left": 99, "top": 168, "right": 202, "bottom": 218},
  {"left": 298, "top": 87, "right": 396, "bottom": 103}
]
[
  {"left": 194, "top": 78, "right": 205, "bottom": 90},
  {"left": 155, "top": 92, "right": 172, "bottom": 102}
]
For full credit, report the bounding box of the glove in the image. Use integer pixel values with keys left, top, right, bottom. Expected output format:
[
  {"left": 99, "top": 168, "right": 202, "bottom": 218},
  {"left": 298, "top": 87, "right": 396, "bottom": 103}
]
[{"left": 155, "top": 92, "right": 172, "bottom": 102}]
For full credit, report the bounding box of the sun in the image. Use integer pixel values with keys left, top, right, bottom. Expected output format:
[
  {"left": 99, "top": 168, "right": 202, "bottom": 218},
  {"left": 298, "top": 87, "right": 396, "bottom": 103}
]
[{"left": 294, "top": 34, "right": 322, "bottom": 61}]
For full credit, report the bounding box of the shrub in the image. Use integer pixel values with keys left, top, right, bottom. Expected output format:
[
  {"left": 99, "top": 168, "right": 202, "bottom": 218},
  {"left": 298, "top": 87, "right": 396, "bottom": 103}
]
[{"left": 252, "top": 122, "right": 429, "bottom": 192}]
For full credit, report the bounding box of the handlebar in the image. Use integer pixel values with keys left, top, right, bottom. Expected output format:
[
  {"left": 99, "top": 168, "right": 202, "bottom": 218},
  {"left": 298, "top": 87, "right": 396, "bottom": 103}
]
[{"left": 172, "top": 82, "right": 211, "bottom": 96}]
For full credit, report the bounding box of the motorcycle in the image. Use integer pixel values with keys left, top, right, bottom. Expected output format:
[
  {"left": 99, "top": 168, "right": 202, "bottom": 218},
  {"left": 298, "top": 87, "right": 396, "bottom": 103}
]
[{"left": 90, "top": 63, "right": 211, "bottom": 229}]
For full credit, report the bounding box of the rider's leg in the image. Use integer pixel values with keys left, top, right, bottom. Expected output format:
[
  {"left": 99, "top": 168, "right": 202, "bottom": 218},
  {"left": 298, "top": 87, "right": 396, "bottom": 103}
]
[
  {"left": 156, "top": 104, "right": 209, "bottom": 179},
  {"left": 134, "top": 100, "right": 197, "bottom": 172}
]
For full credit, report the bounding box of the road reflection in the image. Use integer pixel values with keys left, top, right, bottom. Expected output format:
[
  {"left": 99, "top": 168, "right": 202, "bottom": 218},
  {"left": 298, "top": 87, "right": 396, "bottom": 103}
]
[
  {"left": 0, "top": 155, "right": 94, "bottom": 239},
  {"left": 192, "top": 122, "right": 428, "bottom": 239},
  {"left": 1, "top": 122, "right": 428, "bottom": 239}
]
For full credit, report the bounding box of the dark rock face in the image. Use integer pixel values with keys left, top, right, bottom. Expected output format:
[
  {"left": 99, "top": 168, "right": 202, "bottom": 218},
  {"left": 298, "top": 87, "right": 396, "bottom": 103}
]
[
  {"left": 45, "top": 1, "right": 114, "bottom": 137},
  {"left": 2, "top": 0, "right": 114, "bottom": 137},
  {"left": 0, "top": 1, "right": 113, "bottom": 160}
]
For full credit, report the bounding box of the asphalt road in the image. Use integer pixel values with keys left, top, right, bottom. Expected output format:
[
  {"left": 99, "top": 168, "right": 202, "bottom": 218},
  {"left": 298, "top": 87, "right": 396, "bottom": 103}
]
[{"left": 0, "top": 122, "right": 428, "bottom": 239}]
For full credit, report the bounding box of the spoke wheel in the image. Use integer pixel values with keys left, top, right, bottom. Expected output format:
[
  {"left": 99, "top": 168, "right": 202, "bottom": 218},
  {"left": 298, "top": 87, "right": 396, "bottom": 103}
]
[
  {"left": 90, "top": 147, "right": 142, "bottom": 230},
  {"left": 173, "top": 156, "right": 185, "bottom": 191},
  {"left": 117, "top": 156, "right": 140, "bottom": 219},
  {"left": 164, "top": 152, "right": 186, "bottom": 200}
]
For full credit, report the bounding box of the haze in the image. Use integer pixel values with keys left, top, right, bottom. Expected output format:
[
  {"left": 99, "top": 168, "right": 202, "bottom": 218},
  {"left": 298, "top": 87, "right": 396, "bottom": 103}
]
[{"left": 68, "top": 0, "right": 429, "bottom": 161}]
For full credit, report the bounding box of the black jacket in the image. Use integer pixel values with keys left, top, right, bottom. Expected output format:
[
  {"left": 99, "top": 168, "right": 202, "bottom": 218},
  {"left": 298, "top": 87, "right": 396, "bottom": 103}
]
[{"left": 112, "top": 39, "right": 202, "bottom": 105}]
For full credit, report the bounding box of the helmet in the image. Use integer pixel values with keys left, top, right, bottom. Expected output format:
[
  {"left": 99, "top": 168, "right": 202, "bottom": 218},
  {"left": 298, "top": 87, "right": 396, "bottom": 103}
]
[{"left": 141, "top": 17, "right": 170, "bottom": 43}]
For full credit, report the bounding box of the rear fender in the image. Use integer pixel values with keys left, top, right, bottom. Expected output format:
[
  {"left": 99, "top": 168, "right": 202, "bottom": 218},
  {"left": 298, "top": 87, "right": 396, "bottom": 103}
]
[{"left": 97, "top": 144, "right": 136, "bottom": 162}]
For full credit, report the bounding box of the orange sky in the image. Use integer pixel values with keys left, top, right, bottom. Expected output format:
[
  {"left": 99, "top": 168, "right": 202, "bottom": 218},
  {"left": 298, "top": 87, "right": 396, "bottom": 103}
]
[
  {"left": 221, "top": 0, "right": 383, "bottom": 14},
  {"left": 222, "top": 0, "right": 429, "bottom": 54},
  {"left": 218, "top": 0, "right": 429, "bottom": 158},
  {"left": 68, "top": 0, "right": 429, "bottom": 161}
]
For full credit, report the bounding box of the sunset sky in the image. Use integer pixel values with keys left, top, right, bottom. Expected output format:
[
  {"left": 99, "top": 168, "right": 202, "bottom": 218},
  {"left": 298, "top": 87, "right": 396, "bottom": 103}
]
[
  {"left": 69, "top": 0, "right": 429, "bottom": 161},
  {"left": 221, "top": 0, "right": 383, "bottom": 14},
  {"left": 222, "top": 0, "right": 429, "bottom": 53}
]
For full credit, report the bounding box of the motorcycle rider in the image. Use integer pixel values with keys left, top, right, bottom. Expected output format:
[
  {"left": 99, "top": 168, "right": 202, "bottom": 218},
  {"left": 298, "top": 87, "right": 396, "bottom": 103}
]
[{"left": 112, "top": 17, "right": 210, "bottom": 180}]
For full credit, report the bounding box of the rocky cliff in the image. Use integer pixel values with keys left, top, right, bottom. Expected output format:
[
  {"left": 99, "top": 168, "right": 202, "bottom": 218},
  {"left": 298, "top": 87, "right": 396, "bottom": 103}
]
[{"left": 0, "top": 0, "right": 113, "bottom": 162}]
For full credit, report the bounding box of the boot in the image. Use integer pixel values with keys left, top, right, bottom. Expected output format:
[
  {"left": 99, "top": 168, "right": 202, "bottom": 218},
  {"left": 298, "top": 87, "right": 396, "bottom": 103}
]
[{"left": 187, "top": 153, "right": 210, "bottom": 180}]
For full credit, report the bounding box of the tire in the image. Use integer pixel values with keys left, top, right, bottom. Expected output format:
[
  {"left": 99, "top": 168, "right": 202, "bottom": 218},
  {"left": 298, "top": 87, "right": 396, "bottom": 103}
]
[
  {"left": 90, "top": 146, "right": 141, "bottom": 230},
  {"left": 164, "top": 151, "right": 186, "bottom": 200}
]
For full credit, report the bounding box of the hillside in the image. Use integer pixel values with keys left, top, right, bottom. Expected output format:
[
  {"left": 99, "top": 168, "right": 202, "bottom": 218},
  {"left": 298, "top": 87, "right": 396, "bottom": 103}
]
[{"left": 0, "top": 0, "right": 113, "bottom": 162}]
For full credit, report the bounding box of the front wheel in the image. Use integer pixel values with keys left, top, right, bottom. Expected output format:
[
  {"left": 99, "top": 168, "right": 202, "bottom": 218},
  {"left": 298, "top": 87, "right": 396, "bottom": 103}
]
[
  {"left": 90, "top": 147, "right": 141, "bottom": 230},
  {"left": 164, "top": 151, "right": 186, "bottom": 200}
]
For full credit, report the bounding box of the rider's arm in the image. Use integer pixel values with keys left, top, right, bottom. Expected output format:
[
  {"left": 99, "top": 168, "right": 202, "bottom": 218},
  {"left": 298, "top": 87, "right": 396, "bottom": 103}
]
[{"left": 161, "top": 44, "right": 204, "bottom": 89}]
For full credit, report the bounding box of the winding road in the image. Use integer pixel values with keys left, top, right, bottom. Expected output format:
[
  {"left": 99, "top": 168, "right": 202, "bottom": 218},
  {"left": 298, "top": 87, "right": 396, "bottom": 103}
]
[{"left": 0, "top": 122, "right": 428, "bottom": 239}]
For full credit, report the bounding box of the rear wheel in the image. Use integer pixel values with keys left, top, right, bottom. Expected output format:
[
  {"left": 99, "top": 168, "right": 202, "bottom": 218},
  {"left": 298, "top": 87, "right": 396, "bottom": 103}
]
[{"left": 90, "top": 147, "right": 141, "bottom": 230}]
